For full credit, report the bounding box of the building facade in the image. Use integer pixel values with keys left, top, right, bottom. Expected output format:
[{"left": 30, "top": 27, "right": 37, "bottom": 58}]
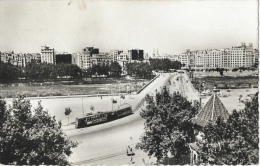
[
  {"left": 110, "top": 50, "right": 123, "bottom": 62},
  {"left": 0, "top": 52, "right": 41, "bottom": 67},
  {"left": 41, "top": 46, "right": 55, "bottom": 64},
  {"left": 128, "top": 49, "right": 144, "bottom": 62},
  {"left": 56, "top": 53, "right": 72, "bottom": 64},
  {"left": 91, "top": 52, "right": 112, "bottom": 66},
  {"left": 180, "top": 43, "right": 257, "bottom": 69}
]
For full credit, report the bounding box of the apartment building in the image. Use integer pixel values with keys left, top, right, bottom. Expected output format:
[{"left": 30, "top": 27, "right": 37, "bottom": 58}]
[
  {"left": 193, "top": 50, "right": 205, "bottom": 68},
  {"left": 179, "top": 50, "right": 190, "bottom": 68},
  {"left": 91, "top": 52, "right": 112, "bottom": 66},
  {"left": 41, "top": 46, "right": 55, "bottom": 64},
  {"left": 128, "top": 49, "right": 144, "bottom": 62},
  {"left": 110, "top": 50, "right": 123, "bottom": 62},
  {"left": 253, "top": 49, "right": 258, "bottom": 67},
  {"left": 182, "top": 43, "right": 257, "bottom": 69},
  {"left": 0, "top": 52, "right": 41, "bottom": 67}
]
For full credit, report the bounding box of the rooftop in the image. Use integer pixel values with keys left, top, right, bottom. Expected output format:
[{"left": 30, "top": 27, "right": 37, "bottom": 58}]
[{"left": 192, "top": 89, "right": 229, "bottom": 128}]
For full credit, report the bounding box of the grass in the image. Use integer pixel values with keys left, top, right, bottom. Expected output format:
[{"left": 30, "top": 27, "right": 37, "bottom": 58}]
[{"left": 0, "top": 77, "right": 152, "bottom": 98}]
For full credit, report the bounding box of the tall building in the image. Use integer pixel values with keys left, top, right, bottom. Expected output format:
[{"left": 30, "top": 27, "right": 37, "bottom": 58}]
[
  {"left": 56, "top": 53, "right": 72, "bottom": 64},
  {"left": 117, "top": 52, "right": 130, "bottom": 75},
  {"left": 128, "top": 49, "right": 144, "bottom": 61},
  {"left": 253, "top": 49, "right": 259, "bottom": 67},
  {"left": 74, "top": 47, "right": 100, "bottom": 69},
  {"left": 41, "top": 46, "right": 55, "bottom": 64},
  {"left": 83, "top": 47, "right": 99, "bottom": 56},
  {"left": 193, "top": 50, "right": 205, "bottom": 69},
  {"left": 79, "top": 48, "right": 92, "bottom": 69},
  {"left": 225, "top": 43, "right": 254, "bottom": 68},
  {"left": 179, "top": 49, "right": 191, "bottom": 68},
  {"left": 182, "top": 43, "right": 257, "bottom": 69}
]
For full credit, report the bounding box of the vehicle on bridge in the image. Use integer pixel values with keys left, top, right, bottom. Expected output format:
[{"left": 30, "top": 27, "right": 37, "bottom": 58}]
[{"left": 75, "top": 104, "right": 133, "bottom": 129}]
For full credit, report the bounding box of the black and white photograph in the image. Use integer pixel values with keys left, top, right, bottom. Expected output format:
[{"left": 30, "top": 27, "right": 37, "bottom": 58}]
[{"left": 0, "top": 0, "right": 258, "bottom": 165}]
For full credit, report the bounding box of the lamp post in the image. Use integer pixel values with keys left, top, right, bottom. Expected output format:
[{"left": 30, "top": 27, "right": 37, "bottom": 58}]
[{"left": 81, "top": 98, "right": 84, "bottom": 115}]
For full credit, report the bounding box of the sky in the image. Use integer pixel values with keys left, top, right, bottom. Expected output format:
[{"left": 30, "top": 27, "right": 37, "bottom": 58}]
[{"left": 0, "top": 0, "right": 258, "bottom": 55}]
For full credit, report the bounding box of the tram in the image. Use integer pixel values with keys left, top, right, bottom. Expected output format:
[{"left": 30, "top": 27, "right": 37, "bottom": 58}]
[{"left": 75, "top": 104, "right": 132, "bottom": 129}]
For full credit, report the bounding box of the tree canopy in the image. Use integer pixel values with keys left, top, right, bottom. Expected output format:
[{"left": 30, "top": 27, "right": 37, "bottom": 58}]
[
  {"left": 109, "top": 61, "right": 122, "bottom": 77},
  {"left": 0, "top": 61, "right": 20, "bottom": 83},
  {"left": 125, "top": 62, "right": 152, "bottom": 78},
  {"left": 136, "top": 90, "right": 199, "bottom": 163},
  {"left": 149, "top": 59, "right": 182, "bottom": 72},
  {"left": 0, "top": 95, "right": 78, "bottom": 165},
  {"left": 198, "top": 92, "right": 258, "bottom": 165}
]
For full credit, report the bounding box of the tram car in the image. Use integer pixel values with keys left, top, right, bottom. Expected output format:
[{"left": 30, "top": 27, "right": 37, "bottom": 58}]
[{"left": 75, "top": 104, "right": 132, "bottom": 129}]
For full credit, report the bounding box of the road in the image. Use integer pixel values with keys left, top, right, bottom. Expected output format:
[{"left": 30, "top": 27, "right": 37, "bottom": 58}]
[
  {"left": 4, "top": 72, "right": 198, "bottom": 165},
  {"left": 66, "top": 72, "right": 196, "bottom": 165}
]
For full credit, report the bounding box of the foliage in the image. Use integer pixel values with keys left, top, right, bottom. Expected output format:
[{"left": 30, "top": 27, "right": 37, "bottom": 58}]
[
  {"left": 109, "top": 61, "right": 122, "bottom": 77},
  {"left": 136, "top": 90, "right": 199, "bottom": 163},
  {"left": 65, "top": 107, "right": 72, "bottom": 116},
  {"left": 89, "top": 62, "right": 122, "bottom": 77},
  {"left": 25, "top": 62, "right": 82, "bottom": 80},
  {"left": 65, "top": 107, "right": 72, "bottom": 124},
  {"left": 0, "top": 62, "right": 20, "bottom": 83},
  {"left": 149, "top": 59, "right": 182, "bottom": 72},
  {"left": 199, "top": 92, "right": 258, "bottom": 165},
  {"left": 0, "top": 95, "right": 78, "bottom": 165},
  {"left": 125, "top": 62, "right": 152, "bottom": 78}
]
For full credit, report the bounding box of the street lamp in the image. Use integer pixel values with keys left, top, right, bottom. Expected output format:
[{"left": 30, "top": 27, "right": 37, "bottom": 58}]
[{"left": 81, "top": 98, "right": 84, "bottom": 115}]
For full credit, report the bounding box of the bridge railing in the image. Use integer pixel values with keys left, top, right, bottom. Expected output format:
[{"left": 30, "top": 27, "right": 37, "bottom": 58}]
[
  {"left": 136, "top": 75, "right": 160, "bottom": 94},
  {"left": 133, "top": 97, "right": 146, "bottom": 112}
]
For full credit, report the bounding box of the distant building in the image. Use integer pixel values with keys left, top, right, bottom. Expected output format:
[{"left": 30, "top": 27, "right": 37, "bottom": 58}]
[
  {"left": 72, "top": 53, "right": 79, "bottom": 65},
  {"left": 179, "top": 50, "right": 190, "bottom": 68},
  {"left": 110, "top": 50, "right": 123, "bottom": 62},
  {"left": 117, "top": 52, "right": 130, "bottom": 75},
  {"left": 253, "top": 49, "right": 258, "bottom": 67},
  {"left": 78, "top": 48, "right": 92, "bottom": 69},
  {"left": 23, "top": 53, "right": 41, "bottom": 66},
  {"left": 91, "top": 52, "right": 112, "bottom": 66},
  {"left": 56, "top": 54, "right": 72, "bottom": 64},
  {"left": 83, "top": 47, "right": 99, "bottom": 56},
  {"left": 180, "top": 42, "right": 256, "bottom": 69},
  {"left": 41, "top": 46, "right": 55, "bottom": 64},
  {"left": 73, "top": 47, "right": 100, "bottom": 69},
  {"left": 128, "top": 49, "right": 144, "bottom": 61}
]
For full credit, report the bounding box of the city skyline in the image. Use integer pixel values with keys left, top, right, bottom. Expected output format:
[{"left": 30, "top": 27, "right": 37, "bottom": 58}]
[{"left": 0, "top": 0, "right": 258, "bottom": 55}]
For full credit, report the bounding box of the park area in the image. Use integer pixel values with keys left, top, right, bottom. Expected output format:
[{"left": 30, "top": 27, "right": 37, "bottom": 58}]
[{"left": 0, "top": 77, "right": 151, "bottom": 98}]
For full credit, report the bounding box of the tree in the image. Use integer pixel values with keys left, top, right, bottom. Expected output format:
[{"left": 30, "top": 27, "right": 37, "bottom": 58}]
[
  {"left": 65, "top": 107, "right": 72, "bottom": 124},
  {"left": 109, "top": 61, "right": 122, "bottom": 77},
  {"left": 136, "top": 90, "right": 199, "bottom": 164},
  {"left": 0, "top": 62, "right": 20, "bottom": 83},
  {"left": 199, "top": 92, "right": 259, "bottom": 165},
  {"left": 0, "top": 95, "right": 78, "bottom": 165},
  {"left": 232, "top": 68, "right": 239, "bottom": 72}
]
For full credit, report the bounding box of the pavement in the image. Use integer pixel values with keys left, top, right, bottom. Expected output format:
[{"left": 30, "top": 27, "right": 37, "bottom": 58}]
[
  {"left": 7, "top": 72, "right": 254, "bottom": 165},
  {"left": 4, "top": 72, "right": 199, "bottom": 165},
  {"left": 64, "top": 73, "right": 181, "bottom": 165}
]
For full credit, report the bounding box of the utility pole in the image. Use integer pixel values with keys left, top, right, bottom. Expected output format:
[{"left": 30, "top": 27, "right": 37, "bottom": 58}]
[
  {"left": 119, "top": 85, "right": 121, "bottom": 106},
  {"left": 82, "top": 98, "right": 84, "bottom": 115}
]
